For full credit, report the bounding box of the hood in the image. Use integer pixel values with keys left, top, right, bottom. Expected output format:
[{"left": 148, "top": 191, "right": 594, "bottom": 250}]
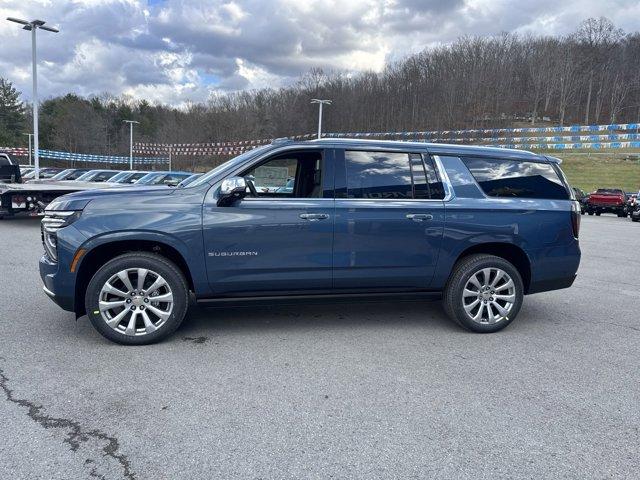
[{"left": 47, "top": 185, "right": 176, "bottom": 211}]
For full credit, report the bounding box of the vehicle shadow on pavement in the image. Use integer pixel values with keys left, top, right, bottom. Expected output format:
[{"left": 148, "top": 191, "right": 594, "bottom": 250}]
[{"left": 177, "top": 298, "right": 460, "bottom": 337}]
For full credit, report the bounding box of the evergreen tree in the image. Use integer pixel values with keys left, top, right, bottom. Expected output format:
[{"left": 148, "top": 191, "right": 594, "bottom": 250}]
[{"left": 0, "top": 77, "right": 26, "bottom": 145}]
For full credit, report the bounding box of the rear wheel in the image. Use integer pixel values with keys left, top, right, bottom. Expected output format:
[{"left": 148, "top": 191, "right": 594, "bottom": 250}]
[
  {"left": 443, "top": 254, "right": 524, "bottom": 333},
  {"left": 85, "top": 252, "right": 189, "bottom": 345},
  {"left": 595, "top": 212, "right": 601, "bottom": 216}
]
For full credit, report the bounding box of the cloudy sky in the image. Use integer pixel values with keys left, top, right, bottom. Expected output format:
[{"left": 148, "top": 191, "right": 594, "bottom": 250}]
[{"left": 1, "top": 0, "right": 639, "bottom": 106}]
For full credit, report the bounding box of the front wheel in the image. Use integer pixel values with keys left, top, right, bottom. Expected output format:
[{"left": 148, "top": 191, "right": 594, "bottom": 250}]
[
  {"left": 443, "top": 254, "right": 524, "bottom": 333},
  {"left": 85, "top": 252, "right": 189, "bottom": 345}
]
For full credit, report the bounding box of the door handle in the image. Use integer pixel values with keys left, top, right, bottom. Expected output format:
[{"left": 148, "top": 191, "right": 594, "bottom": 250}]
[
  {"left": 406, "top": 213, "right": 433, "bottom": 222},
  {"left": 300, "top": 213, "right": 330, "bottom": 221}
]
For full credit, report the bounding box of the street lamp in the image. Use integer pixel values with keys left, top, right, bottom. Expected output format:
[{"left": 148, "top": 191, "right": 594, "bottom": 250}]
[
  {"left": 22, "top": 133, "right": 34, "bottom": 166},
  {"left": 310, "top": 99, "right": 332, "bottom": 139},
  {"left": 123, "top": 120, "right": 139, "bottom": 170},
  {"left": 7, "top": 17, "right": 59, "bottom": 180}
]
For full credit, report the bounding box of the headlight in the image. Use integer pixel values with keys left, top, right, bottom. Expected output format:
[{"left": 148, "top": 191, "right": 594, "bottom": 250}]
[{"left": 41, "top": 210, "right": 82, "bottom": 261}]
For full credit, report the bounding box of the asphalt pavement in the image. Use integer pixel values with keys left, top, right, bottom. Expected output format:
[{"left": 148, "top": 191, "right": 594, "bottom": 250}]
[{"left": 0, "top": 215, "right": 639, "bottom": 479}]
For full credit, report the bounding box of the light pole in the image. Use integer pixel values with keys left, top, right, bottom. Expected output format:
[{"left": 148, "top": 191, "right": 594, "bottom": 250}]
[
  {"left": 7, "top": 18, "right": 59, "bottom": 180},
  {"left": 310, "top": 99, "right": 332, "bottom": 139},
  {"left": 123, "top": 120, "right": 139, "bottom": 170},
  {"left": 22, "top": 133, "right": 34, "bottom": 166}
]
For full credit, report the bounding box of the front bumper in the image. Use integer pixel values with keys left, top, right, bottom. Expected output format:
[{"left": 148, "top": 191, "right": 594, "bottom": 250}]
[{"left": 39, "top": 254, "right": 75, "bottom": 312}]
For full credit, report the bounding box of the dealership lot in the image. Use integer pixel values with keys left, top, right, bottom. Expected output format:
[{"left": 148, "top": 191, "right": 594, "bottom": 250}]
[{"left": 0, "top": 216, "right": 638, "bottom": 479}]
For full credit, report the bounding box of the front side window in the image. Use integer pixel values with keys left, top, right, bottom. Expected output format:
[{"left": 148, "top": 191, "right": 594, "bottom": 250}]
[
  {"left": 462, "top": 157, "right": 569, "bottom": 200},
  {"left": 242, "top": 150, "right": 323, "bottom": 198}
]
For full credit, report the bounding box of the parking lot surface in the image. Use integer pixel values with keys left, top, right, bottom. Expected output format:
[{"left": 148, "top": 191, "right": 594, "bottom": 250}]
[{"left": 0, "top": 215, "right": 639, "bottom": 479}]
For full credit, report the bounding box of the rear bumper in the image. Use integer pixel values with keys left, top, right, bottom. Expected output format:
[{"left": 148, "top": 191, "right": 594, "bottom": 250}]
[
  {"left": 586, "top": 203, "right": 625, "bottom": 212},
  {"left": 528, "top": 274, "right": 576, "bottom": 294},
  {"left": 527, "top": 241, "right": 581, "bottom": 295}
]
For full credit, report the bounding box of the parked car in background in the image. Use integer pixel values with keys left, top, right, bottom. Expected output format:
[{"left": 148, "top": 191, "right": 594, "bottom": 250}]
[
  {"left": 106, "top": 171, "right": 149, "bottom": 185},
  {"left": 630, "top": 191, "right": 640, "bottom": 222},
  {"left": 585, "top": 188, "right": 628, "bottom": 217},
  {"left": 1, "top": 168, "right": 122, "bottom": 218},
  {"left": 21, "top": 168, "right": 64, "bottom": 181},
  {"left": 135, "top": 171, "right": 192, "bottom": 186},
  {"left": 27, "top": 168, "right": 92, "bottom": 184},
  {"left": 65, "top": 169, "right": 121, "bottom": 183},
  {"left": 0, "top": 153, "right": 21, "bottom": 183},
  {"left": 39, "top": 139, "right": 581, "bottom": 344},
  {"left": 572, "top": 187, "right": 587, "bottom": 214}
]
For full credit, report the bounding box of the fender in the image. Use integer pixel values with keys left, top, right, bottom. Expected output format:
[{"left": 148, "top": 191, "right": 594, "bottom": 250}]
[{"left": 74, "top": 229, "right": 212, "bottom": 297}]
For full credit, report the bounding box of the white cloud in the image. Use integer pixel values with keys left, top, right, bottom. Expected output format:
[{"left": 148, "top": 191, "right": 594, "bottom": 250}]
[{"left": 0, "top": 0, "right": 639, "bottom": 106}]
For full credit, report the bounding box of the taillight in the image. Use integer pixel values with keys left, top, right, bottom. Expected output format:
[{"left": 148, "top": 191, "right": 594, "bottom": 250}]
[{"left": 571, "top": 201, "right": 580, "bottom": 238}]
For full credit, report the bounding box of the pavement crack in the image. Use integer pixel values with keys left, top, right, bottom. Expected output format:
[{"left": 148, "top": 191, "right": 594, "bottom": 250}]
[{"left": 0, "top": 366, "right": 136, "bottom": 480}]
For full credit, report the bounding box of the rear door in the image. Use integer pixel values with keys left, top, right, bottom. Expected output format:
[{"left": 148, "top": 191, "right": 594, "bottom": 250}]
[{"left": 333, "top": 148, "right": 445, "bottom": 290}]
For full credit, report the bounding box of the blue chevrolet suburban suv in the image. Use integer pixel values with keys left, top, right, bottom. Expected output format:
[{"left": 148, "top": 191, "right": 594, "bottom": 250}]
[{"left": 40, "top": 139, "right": 581, "bottom": 344}]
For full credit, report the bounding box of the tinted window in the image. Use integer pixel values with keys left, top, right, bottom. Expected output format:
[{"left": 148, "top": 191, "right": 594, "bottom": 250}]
[
  {"left": 93, "top": 171, "right": 118, "bottom": 182},
  {"left": 463, "top": 157, "right": 569, "bottom": 200},
  {"left": 424, "top": 156, "right": 445, "bottom": 199},
  {"left": 345, "top": 151, "right": 412, "bottom": 199}
]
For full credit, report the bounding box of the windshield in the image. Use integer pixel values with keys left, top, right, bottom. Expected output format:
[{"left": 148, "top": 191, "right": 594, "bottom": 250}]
[
  {"left": 108, "top": 171, "right": 147, "bottom": 184},
  {"left": 75, "top": 170, "right": 102, "bottom": 181},
  {"left": 135, "top": 172, "right": 164, "bottom": 185},
  {"left": 107, "top": 171, "right": 131, "bottom": 183},
  {"left": 187, "top": 145, "right": 271, "bottom": 188},
  {"left": 50, "top": 169, "right": 74, "bottom": 180},
  {"left": 177, "top": 173, "right": 202, "bottom": 187},
  {"left": 51, "top": 169, "right": 89, "bottom": 180},
  {"left": 75, "top": 170, "right": 119, "bottom": 182}
]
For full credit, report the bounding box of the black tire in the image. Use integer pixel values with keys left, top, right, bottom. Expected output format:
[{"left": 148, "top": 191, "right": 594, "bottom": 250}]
[
  {"left": 595, "top": 212, "right": 601, "bottom": 216},
  {"left": 443, "top": 254, "right": 524, "bottom": 333},
  {"left": 85, "top": 252, "right": 189, "bottom": 345},
  {"left": 587, "top": 211, "right": 594, "bottom": 216},
  {"left": 632, "top": 217, "right": 639, "bottom": 223}
]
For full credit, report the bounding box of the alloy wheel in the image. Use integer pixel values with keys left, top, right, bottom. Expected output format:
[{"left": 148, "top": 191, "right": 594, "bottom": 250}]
[
  {"left": 98, "top": 268, "right": 174, "bottom": 336},
  {"left": 462, "top": 267, "right": 516, "bottom": 325}
]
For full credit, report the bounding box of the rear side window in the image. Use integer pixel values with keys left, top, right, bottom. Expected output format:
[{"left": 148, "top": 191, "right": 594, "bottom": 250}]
[
  {"left": 462, "top": 157, "right": 569, "bottom": 200},
  {"left": 345, "top": 150, "right": 444, "bottom": 199},
  {"left": 346, "top": 151, "right": 412, "bottom": 199}
]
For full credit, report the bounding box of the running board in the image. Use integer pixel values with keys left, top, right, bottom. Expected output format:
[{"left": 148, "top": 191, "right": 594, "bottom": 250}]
[{"left": 196, "top": 290, "right": 441, "bottom": 308}]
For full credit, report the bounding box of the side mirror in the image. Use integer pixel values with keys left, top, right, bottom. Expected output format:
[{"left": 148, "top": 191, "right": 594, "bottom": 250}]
[{"left": 217, "top": 176, "right": 247, "bottom": 206}]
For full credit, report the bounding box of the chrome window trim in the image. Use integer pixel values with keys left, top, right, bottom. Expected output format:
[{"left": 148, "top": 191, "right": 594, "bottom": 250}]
[{"left": 210, "top": 144, "right": 455, "bottom": 203}]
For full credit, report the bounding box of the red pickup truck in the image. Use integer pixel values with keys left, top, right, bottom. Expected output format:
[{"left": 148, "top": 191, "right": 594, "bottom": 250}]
[{"left": 585, "top": 188, "right": 628, "bottom": 217}]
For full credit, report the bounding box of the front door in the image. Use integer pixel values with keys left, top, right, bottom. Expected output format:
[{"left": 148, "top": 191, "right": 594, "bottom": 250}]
[
  {"left": 202, "top": 148, "right": 334, "bottom": 295},
  {"left": 333, "top": 149, "right": 445, "bottom": 290}
]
